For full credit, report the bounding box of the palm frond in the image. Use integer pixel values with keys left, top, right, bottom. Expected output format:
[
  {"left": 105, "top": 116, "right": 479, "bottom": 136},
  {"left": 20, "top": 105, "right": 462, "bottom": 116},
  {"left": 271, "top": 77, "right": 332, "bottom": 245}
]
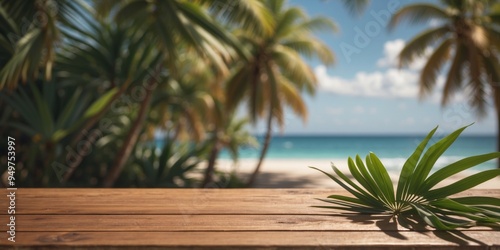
[
  {"left": 340, "top": 0, "right": 370, "bottom": 16},
  {"left": 283, "top": 36, "right": 335, "bottom": 65},
  {"left": 266, "top": 0, "right": 286, "bottom": 15},
  {"left": 201, "top": 0, "right": 275, "bottom": 36},
  {"left": 398, "top": 26, "right": 451, "bottom": 68},
  {"left": 312, "top": 125, "right": 500, "bottom": 230},
  {"left": 388, "top": 3, "right": 450, "bottom": 30},
  {"left": 0, "top": 0, "right": 93, "bottom": 89},
  {"left": 296, "top": 16, "right": 338, "bottom": 34},
  {"left": 419, "top": 38, "right": 452, "bottom": 97},
  {"left": 225, "top": 63, "right": 251, "bottom": 112},
  {"left": 274, "top": 7, "right": 306, "bottom": 38},
  {"left": 441, "top": 44, "right": 467, "bottom": 105},
  {"left": 465, "top": 74, "right": 488, "bottom": 118},
  {"left": 276, "top": 74, "right": 307, "bottom": 120},
  {"left": 272, "top": 45, "right": 316, "bottom": 90}
]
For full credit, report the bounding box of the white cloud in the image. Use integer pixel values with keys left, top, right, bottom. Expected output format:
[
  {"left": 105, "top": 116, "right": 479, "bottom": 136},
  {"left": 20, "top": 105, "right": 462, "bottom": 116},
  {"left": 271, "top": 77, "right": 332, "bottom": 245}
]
[
  {"left": 316, "top": 39, "right": 446, "bottom": 102},
  {"left": 376, "top": 39, "right": 431, "bottom": 71},
  {"left": 376, "top": 39, "right": 405, "bottom": 68},
  {"left": 315, "top": 64, "right": 420, "bottom": 99}
]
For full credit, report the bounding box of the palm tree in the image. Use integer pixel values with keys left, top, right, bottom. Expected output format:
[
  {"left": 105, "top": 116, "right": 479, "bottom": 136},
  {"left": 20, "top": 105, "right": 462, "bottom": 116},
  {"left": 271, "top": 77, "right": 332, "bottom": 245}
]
[
  {"left": 0, "top": 81, "right": 100, "bottom": 186},
  {"left": 389, "top": 0, "right": 500, "bottom": 167},
  {"left": 0, "top": 0, "right": 276, "bottom": 186},
  {"left": 225, "top": 0, "right": 336, "bottom": 186},
  {"left": 0, "top": 0, "right": 89, "bottom": 89},
  {"left": 202, "top": 113, "right": 258, "bottom": 187},
  {"left": 0, "top": 1, "right": 162, "bottom": 186},
  {"left": 96, "top": 0, "right": 275, "bottom": 187},
  {"left": 149, "top": 57, "right": 220, "bottom": 143},
  {"left": 55, "top": 17, "right": 163, "bottom": 183}
]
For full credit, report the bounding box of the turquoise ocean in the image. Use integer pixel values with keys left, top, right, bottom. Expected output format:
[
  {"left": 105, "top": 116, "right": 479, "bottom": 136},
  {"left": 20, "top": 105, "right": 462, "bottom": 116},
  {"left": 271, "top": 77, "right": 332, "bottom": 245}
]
[{"left": 219, "top": 134, "right": 497, "bottom": 171}]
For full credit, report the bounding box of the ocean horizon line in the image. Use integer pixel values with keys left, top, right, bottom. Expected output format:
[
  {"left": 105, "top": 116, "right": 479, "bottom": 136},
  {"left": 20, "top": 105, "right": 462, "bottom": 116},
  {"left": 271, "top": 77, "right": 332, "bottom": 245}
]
[
  {"left": 250, "top": 133, "right": 496, "bottom": 138},
  {"left": 152, "top": 133, "right": 495, "bottom": 141}
]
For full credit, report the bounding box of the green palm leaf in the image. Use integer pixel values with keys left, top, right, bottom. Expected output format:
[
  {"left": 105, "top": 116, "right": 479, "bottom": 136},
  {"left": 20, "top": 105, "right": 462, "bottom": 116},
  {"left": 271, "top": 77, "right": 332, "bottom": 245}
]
[
  {"left": 408, "top": 125, "right": 469, "bottom": 195},
  {"left": 83, "top": 87, "right": 119, "bottom": 119},
  {"left": 426, "top": 169, "right": 500, "bottom": 199},
  {"left": 347, "top": 157, "right": 378, "bottom": 199},
  {"left": 396, "top": 126, "right": 436, "bottom": 202},
  {"left": 423, "top": 152, "right": 500, "bottom": 191},
  {"left": 312, "top": 125, "right": 500, "bottom": 230}
]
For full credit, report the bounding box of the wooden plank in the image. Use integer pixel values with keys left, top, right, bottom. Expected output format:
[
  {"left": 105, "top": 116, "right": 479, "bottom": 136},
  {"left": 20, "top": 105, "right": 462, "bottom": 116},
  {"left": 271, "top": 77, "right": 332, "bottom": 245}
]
[
  {"left": 0, "top": 214, "right": 419, "bottom": 232},
  {"left": 3, "top": 188, "right": 499, "bottom": 215},
  {"left": 0, "top": 188, "right": 333, "bottom": 215},
  {"left": 3, "top": 231, "right": 500, "bottom": 249},
  {"left": 8, "top": 214, "right": 498, "bottom": 232},
  {"left": 1, "top": 189, "right": 499, "bottom": 248}
]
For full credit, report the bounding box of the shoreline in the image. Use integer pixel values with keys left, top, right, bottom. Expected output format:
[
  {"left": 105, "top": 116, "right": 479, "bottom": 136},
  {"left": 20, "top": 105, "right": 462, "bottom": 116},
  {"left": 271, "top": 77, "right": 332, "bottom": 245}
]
[{"left": 215, "top": 158, "right": 500, "bottom": 189}]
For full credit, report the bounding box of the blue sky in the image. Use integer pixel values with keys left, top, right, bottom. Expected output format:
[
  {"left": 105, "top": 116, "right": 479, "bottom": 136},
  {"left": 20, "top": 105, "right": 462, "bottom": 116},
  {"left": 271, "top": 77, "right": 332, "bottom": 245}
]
[{"left": 251, "top": 0, "right": 497, "bottom": 135}]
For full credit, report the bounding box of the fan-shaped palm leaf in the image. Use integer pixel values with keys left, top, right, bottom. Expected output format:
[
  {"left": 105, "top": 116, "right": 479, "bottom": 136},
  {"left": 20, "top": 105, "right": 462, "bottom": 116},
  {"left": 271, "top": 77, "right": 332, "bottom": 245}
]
[{"left": 312, "top": 125, "right": 500, "bottom": 230}]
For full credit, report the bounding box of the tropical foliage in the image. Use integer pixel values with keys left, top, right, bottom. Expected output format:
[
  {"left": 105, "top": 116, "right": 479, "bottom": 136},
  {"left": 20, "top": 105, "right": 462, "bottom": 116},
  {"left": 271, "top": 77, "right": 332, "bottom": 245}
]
[
  {"left": 225, "top": 0, "right": 336, "bottom": 186},
  {"left": 2, "top": 0, "right": 499, "bottom": 188},
  {"left": 312, "top": 125, "right": 500, "bottom": 230},
  {"left": 0, "top": 0, "right": 331, "bottom": 187},
  {"left": 389, "top": 0, "right": 500, "bottom": 167}
]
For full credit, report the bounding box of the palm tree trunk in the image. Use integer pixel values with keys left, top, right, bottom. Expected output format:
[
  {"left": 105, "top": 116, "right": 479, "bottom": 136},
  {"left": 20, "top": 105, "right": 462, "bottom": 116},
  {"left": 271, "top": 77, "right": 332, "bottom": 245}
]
[
  {"left": 102, "top": 87, "right": 154, "bottom": 187},
  {"left": 246, "top": 108, "right": 273, "bottom": 187},
  {"left": 202, "top": 136, "right": 221, "bottom": 187}
]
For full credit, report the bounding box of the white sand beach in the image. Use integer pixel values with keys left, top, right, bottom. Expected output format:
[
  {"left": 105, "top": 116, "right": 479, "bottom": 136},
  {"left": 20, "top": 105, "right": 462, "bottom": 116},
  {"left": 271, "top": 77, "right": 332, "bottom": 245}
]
[{"left": 216, "top": 158, "right": 500, "bottom": 189}]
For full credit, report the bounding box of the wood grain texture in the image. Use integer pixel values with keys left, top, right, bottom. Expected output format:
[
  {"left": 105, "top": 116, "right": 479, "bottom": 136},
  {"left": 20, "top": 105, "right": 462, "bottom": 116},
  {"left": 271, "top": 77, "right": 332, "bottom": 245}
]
[
  {"left": 7, "top": 214, "right": 499, "bottom": 232},
  {"left": 0, "top": 188, "right": 499, "bottom": 249},
  {"left": 2, "top": 188, "right": 499, "bottom": 215},
  {"left": 1, "top": 188, "right": 334, "bottom": 215},
  {"left": 7, "top": 231, "right": 500, "bottom": 249}
]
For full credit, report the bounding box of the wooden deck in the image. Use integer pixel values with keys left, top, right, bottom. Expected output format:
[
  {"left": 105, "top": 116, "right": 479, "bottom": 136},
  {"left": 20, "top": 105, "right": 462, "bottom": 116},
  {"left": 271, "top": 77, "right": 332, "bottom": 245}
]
[{"left": 1, "top": 188, "right": 500, "bottom": 249}]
